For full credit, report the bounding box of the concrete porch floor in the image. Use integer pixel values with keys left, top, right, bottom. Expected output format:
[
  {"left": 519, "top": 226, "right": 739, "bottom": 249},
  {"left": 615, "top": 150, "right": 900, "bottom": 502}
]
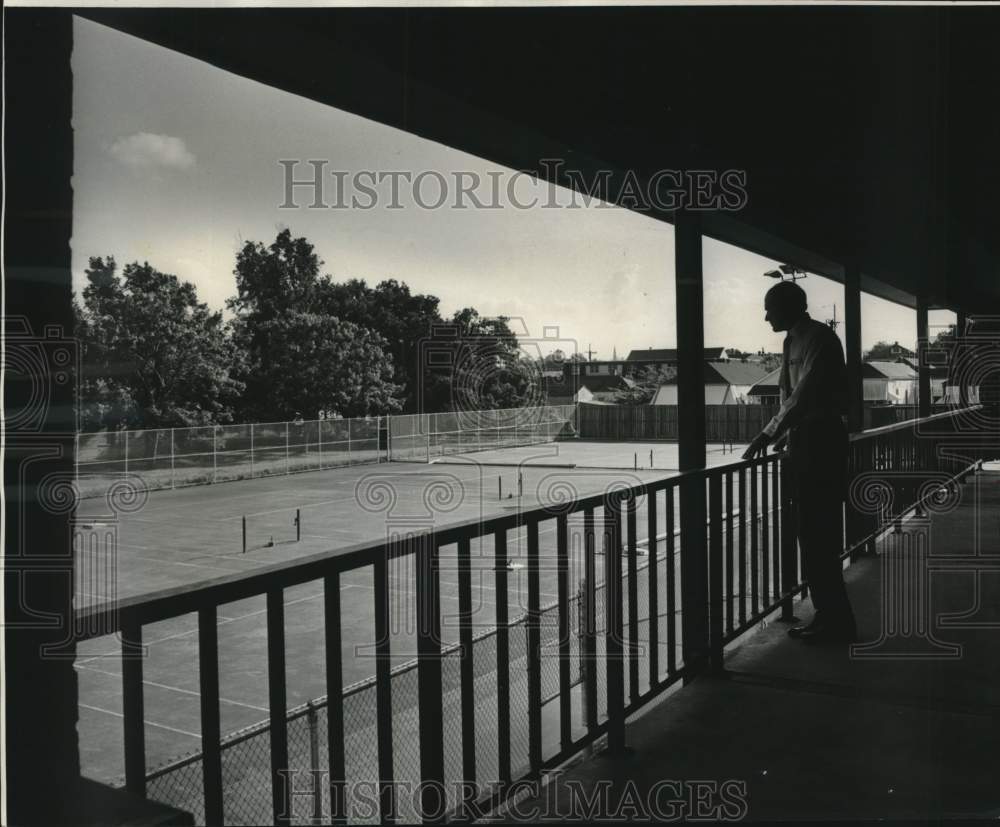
[{"left": 501, "top": 469, "right": 1000, "bottom": 822}]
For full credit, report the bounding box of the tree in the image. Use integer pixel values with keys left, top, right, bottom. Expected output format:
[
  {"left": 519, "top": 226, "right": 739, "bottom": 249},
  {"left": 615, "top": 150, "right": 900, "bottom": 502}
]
[
  {"left": 316, "top": 277, "right": 444, "bottom": 412},
  {"left": 241, "top": 312, "right": 401, "bottom": 419},
  {"left": 446, "top": 309, "right": 538, "bottom": 412},
  {"left": 614, "top": 365, "right": 677, "bottom": 405},
  {"left": 74, "top": 256, "right": 243, "bottom": 430},
  {"left": 865, "top": 340, "right": 914, "bottom": 361},
  {"left": 229, "top": 231, "right": 403, "bottom": 421}
]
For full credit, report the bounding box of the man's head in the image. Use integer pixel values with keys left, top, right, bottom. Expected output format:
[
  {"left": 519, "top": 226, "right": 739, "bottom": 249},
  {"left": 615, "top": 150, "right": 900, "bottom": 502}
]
[{"left": 764, "top": 280, "right": 808, "bottom": 332}]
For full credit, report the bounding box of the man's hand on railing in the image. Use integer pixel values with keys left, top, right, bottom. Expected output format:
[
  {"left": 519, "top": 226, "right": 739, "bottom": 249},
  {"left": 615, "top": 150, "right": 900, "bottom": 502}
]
[{"left": 742, "top": 431, "right": 772, "bottom": 460}]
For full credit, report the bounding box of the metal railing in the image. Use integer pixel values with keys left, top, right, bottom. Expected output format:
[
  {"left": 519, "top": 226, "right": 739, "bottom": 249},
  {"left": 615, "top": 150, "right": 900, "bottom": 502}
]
[{"left": 73, "top": 406, "right": 989, "bottom": 825}]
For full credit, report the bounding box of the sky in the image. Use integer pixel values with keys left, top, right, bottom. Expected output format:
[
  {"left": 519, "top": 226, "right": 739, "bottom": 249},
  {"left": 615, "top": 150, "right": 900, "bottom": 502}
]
[{"left": 71, "top": 17, "right": 945, "bottom": 360}]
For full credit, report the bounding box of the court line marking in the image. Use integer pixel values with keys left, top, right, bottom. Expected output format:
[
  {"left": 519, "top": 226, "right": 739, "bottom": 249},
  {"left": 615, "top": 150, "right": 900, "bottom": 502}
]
[
  {"left": 74, "top": 587, "right": 343, "bottom": 665},
  {"left": 78, "top": 702, "right": 202, "bottom": 740},
  {"left": 76, "top": 663, "right": 270, "bottom": 714}
]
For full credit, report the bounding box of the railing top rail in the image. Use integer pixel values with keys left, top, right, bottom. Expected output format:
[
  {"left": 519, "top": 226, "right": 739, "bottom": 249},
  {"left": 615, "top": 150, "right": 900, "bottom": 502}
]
[
  {"left": 848, "top": 405, "right": 981, "bottom": 441},
  {"left": 76, "top": 406, "right": 982, "bottom": 638},
  {"left": 73, "top": 450, "right": 783, "bottom": 637}
]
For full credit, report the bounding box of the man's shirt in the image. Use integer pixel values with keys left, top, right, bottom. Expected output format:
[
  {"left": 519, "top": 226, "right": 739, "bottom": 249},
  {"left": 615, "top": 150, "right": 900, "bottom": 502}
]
[{"left": 763, "top": 314, "right": 848, "bottom": 438}]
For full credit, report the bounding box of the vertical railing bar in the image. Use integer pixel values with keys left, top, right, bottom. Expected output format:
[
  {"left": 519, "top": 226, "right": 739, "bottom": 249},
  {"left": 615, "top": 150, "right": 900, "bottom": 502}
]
[
  {"left": 738, "top": 467, "right": 748, "bottom": 628},
  {"left": 605, "top": 496, "right": 626, "bottom": 753},
  {"left": 751, "top": 462, "right": 760, "bottom": 616},
  {"left": 266, "top": 590, "right": 291, "bottom": 827},
  {"left": 526, "top": 518, "right": 543, "bottom": 774},
  {"left": 780, "top": 457, "right": 798, "bottom": 621},
  {"left": 724, "top": 470, "right": 735, "bottom": 635},
  {"left": 556, "top": 514, "right": 572, "bottom": 753},
  {"left": 626, "top": 493, "right": 640, "bottom": 703},
  {"left": 493, "top": 530, "right": 512, "bottom": 785},
  {"left": 647, "top": 488, "right": 659, "bottom": 685},
  {"left": 324, "top": 573, "right": 347, "bottom": 826},
  {"left": 771, "top": 456, "right": 781, "bottom": 601},
  {"left": 416, "top": 535, "right": 445, "bottom": 825},
  {"left": 761, "top": 460, "right": 771, "bottom": 607},
  {"left": 457, "top": 536, "right": 477, "bottom": 787},
  {"left": 708, "top": 474, "right": 724, "bottom": 673},
  {"left": 582, "top": 508, "right": 598, "bottom": 731},
  {"left": 665, "top": 488, "right": 677, "bottom": 675},
  {"left": 198, "top": 607, "right": 224, "bottom": 826},
  {"left": 121, "top": 617, "right": 146, "bottom": 798},
  {"left": 374, "top": 551, "right": 395, "bottom": 823}
]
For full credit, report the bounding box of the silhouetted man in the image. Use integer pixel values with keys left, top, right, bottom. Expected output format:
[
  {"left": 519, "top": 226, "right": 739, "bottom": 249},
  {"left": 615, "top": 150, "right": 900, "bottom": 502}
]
[{"left": 743, "top": 280, "right": 857, "bottom": 643}]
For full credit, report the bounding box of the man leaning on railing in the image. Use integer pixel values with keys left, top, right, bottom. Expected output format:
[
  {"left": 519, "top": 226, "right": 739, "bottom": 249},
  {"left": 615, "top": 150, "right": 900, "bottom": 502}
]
[{"left": 743, "top": 280, "right": 858, "bottom": 643}]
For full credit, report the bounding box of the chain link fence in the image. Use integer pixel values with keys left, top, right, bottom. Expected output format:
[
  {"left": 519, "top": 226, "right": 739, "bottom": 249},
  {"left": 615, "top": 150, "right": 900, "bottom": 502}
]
[
  {"left": 76, "top": 416, "right": 384, "bottom": 499},
  {"left": 75, "top": 405, "right": 579, "bottom": 499},
  {"left": 138, "top": 556, "right": 671, "bottom": 825},
  {"left": 387, "top": 405, "right": 578, "bottom": 462}
]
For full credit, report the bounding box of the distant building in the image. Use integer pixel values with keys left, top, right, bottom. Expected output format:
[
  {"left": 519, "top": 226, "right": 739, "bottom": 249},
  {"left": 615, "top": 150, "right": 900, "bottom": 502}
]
[
  {"left": 651, "top": 361, "right": 770, "bottom": 405},
  {"left": 747, "top": 367, "right": 782, "bottom": 405},
  {"left": 563, "top": 346, "right": 729, "bottom": 380},
  {"left": 575, "top": 374, "right": 634, "bottom": 403},
  {"left": 863, "top": 361, "right": 919, "bottom": 403}
]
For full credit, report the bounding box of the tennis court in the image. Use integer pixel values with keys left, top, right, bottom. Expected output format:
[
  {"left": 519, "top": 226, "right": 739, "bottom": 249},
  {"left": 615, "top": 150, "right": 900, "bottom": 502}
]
[{"left": 75, "top": 432, "right": 752, "bottom": 821}]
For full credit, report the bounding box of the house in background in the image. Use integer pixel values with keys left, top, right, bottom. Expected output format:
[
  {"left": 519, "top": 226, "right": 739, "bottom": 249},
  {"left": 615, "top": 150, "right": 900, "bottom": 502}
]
[
  {"left": 863, "top": 360, "right": 920, "bottom": 403},
  {"left": 651, "top": 361, "right": 770, "bottom": 405},
  {"left": 747, "top": 367, "right": 782, "bottom": 404},
  {"left": 562, "top": 346, "right": 729, "bottom": 380},
  {"left": 575, "top": 374, "right": 634, "bottom": 403}
]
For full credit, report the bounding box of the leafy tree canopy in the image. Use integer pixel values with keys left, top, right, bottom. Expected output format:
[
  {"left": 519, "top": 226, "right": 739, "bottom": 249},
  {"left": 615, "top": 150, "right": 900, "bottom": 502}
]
[{"left": 74, "top": 256, "right": 243, "bottom": 430}]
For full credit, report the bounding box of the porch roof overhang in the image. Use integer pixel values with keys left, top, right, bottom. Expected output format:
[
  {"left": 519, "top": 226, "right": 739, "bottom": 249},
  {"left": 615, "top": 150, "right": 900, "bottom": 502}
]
[
  {"left": 75, "top": 5, "right": 1000, "bottom": 314},
  {"left": 76, "top": 6, "right": 1000, "bottom": 310}
]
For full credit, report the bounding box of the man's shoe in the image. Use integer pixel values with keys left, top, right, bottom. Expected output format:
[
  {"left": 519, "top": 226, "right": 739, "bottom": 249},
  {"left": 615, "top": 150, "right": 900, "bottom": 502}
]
[{"left": 799, "top": 624, "right": 857, "bottom": 644}]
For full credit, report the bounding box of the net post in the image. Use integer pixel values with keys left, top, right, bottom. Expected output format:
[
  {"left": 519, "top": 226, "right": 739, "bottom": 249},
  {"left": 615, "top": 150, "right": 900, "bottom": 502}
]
[
  {"left": 242, "top": 516, "right": 247, "bottom": 555},
  {"left": 296, "top": 508, "right": 301, "bottom": 542}
]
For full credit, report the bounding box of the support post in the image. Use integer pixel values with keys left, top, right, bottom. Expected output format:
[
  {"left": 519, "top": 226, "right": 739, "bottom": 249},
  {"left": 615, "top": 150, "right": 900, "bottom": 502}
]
[
  {"left": 170, "top": 428, "right": 175, "bottom": 489},
  {"left": 675, "top": 210, "right": 709, "bottom": 676},
  {"left": 844, "top": 263, "right": 864, "bottom": 434},
  {"left": 917, "top": 298, "right": 931, "bottom": 418}
]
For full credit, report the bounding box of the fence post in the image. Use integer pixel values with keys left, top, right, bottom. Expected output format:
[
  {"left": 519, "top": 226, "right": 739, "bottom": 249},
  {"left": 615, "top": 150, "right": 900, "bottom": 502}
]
[
  {"left": 307, "top": 700, "right": 322, "bottom": 825},
  {"left": 74, "top": 431, "right": 80, "bottom": 489},
  {"left": 213, "top": 426, "right": 218, "bottom": 484},
  {"left": 250, "top": 423, "right": 255, "bottom": 479},
  {"left": 124, "top": 430, "right": 129, "bottom": 478},
  {"left": 170, "top": 428, "right": 175, "bottom": 489},
  {"left": 286, "top": 421, "right": 291, "bottom": 475},
  {"left": 318, "top": 418, "right": 324, "bottom": 469}
]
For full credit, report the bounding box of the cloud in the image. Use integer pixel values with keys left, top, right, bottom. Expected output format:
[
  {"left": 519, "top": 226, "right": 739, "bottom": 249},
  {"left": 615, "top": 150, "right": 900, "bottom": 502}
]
[{"left": 107, "top": 132, "right": 195, "bottom": 170}]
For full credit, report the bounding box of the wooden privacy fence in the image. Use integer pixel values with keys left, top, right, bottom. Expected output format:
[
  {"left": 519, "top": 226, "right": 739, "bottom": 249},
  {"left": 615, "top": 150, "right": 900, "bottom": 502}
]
[{"left": 578, "top": 403, "right": 780, "bottom": 443}]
